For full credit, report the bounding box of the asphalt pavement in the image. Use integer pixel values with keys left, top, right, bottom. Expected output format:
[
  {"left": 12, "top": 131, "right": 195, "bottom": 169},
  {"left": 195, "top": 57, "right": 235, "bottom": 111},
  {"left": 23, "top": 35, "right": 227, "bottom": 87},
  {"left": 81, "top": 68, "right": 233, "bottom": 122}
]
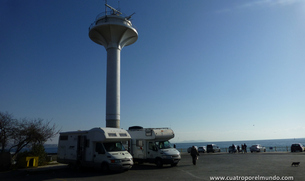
[{"left": 1, "top": 152, "right": 304, "bottom": 181}]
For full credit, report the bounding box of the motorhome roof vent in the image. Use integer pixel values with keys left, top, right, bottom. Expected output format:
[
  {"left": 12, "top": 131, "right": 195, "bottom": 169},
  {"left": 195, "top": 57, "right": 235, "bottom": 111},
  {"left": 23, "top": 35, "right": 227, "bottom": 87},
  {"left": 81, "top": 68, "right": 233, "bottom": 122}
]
[{"left": 128, "top": 126, "right": 143, "bottom": 130}]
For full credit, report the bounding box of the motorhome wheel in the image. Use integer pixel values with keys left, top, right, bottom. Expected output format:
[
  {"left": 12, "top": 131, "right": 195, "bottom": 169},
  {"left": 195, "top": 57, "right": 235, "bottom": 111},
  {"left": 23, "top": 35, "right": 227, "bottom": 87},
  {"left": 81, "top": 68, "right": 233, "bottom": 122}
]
[
  {"left": 101, "top": 162, "right": 109, "bottom": 173},
  {"left": 156, "top": 158, "right": 163, "bottom": 168},
  {"left": 171, "top": 163, "right": 178, "bottom": 167}
]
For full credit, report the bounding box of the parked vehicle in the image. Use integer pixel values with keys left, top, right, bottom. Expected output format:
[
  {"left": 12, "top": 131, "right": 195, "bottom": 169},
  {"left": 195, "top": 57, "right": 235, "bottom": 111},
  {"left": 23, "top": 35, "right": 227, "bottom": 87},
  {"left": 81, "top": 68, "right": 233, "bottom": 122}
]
[
  {"left": 207, "top": 144, "right": 220, "bottom": 153},
  {"left": 127, "top": 126, "right": 181, "bottom": 167},
  {"left": 229, "top": 145, "right": 237, "bottom": 153},
  {"left": 291, "top": 143, "right": 305, "bottom": 152},
  {"left": 198, "top": 146, "right": 206, "bottom": 153},
  {"left": 250, "top": 144, "right": 266, "bottom": 152},
  {"left": 57, "top": 127, "right": 133, "bottom": 172}
]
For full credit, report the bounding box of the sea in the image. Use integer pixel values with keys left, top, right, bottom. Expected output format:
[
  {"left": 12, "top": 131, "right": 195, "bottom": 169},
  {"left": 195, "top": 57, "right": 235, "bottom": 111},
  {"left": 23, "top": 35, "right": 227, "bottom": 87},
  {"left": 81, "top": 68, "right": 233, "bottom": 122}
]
[{"left": 43, "top": 138, "right": 305, "bottom": 154}]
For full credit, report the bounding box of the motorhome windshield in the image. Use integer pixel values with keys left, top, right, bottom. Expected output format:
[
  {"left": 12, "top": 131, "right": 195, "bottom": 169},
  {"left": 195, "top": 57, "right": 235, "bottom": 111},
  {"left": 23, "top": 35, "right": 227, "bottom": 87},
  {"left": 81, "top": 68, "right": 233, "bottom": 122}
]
[
  {"left": 103, "top": 142, "right": 125, "bottom": 152},
  {"left": 155, "top": 141, "right": 172, "bottom": 149}
]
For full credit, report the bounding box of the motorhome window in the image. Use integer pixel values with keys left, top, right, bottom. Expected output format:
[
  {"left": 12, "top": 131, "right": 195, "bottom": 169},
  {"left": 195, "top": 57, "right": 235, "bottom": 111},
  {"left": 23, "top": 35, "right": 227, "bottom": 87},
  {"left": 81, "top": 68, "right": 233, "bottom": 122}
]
[
  {"left": 145, "top": 130, "right": 152, "bottom": 136},
  {"left": 108, "top": 133, "right": 117, "bottom": 137},
  {"left": 95, "top": 142, "right": 105, "bottom": 154},
  {"left": 136, "top": 140, "right": 143, "bottom": 147},
  {"left": 59, "top": 135, "right": 68, "bottom": 140},
  {"left": 119, "top": 133, "right": 127, "bottom": 137},
  {"left": 155, "top": 141, "right": 172, "bottom": 149},
  {"left": 103, "top": 142, "right": 125, "bottom": 152}
]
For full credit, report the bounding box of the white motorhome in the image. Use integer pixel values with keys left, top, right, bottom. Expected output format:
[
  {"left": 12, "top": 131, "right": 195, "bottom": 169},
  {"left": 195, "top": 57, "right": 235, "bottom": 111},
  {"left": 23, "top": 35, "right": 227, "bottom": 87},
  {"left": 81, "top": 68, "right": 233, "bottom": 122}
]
[
  {"left": 57, "top": 127, "right": 133, "bottom": 172},
  {"left": 127, "top": 126, "right": 181, "bottom": 167}
]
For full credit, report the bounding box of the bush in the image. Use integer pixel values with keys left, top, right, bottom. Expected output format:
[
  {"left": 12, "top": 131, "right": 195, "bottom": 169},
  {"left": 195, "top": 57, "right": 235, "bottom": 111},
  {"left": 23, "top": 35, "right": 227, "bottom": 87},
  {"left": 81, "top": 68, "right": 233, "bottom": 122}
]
[
  {"left": 15, "top": 144, "right": 48, "bottom": 167},
  {"left": 0, "top": 152, "right": 12, "bottom": 171},
  {"left": 30, "top": 144, "right": 47, "bottom": 166}
]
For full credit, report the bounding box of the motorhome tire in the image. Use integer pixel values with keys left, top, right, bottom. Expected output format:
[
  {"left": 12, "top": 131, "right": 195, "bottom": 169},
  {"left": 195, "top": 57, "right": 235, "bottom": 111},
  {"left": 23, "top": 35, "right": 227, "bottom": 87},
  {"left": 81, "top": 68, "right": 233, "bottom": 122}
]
[
  {"left": 101, "top": 163, "right": 109, "bottom": 173},
  {"left": 74, "top": 162, "right": 82, "bottom": 171},
  {"left": 67, "top": 163, "right": 73, "bottom": 169},
  {"left": 156, "top": 158, "right": 163, "bottom": 168},
  {"left": 171, "top": 163, "right": 177, "bottom": 167}
]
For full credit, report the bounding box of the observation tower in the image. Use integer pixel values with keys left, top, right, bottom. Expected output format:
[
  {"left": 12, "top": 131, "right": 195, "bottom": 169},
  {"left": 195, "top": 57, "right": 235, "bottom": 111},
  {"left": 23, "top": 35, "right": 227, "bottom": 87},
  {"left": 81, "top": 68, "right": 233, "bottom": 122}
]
[{"left": 89, "top": 4, "right": 138, "bottom": 128}]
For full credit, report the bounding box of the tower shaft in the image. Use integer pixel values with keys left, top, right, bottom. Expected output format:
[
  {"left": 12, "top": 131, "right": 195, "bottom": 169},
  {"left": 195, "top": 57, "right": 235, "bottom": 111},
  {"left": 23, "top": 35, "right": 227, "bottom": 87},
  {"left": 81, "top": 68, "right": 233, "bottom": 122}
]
[
  {"left": 106, "top": 47, "right": 120, "bottom": 128},
  {"left": 89, "top": 10, "right": 138, "bottom": 128}
]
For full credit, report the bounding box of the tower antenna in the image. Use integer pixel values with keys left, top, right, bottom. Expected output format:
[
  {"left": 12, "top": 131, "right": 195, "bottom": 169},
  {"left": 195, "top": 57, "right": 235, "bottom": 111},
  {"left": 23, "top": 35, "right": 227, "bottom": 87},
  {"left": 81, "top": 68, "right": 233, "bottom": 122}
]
[
  {"left": 105, "top": 0, "right": 107, "bottom": 16},
  {"left": 105, "top": 3, "right": 122, "bottom": 15},
  {"left": 126, "top": 12, "right": 135, "bottom": 20}
]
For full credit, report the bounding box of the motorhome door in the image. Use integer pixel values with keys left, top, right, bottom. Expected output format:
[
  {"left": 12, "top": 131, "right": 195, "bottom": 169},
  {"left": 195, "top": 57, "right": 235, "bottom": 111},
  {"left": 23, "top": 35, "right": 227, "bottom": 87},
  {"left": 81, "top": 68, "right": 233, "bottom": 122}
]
[
  {"left": 93, "top": 142, "right": 107, "bottom": 166},
  {"left": 77, "top": 135, "right": 86, "bottom": 161},
  {"left": 147, "top": 141, "right": 158, "bottom": 160}
]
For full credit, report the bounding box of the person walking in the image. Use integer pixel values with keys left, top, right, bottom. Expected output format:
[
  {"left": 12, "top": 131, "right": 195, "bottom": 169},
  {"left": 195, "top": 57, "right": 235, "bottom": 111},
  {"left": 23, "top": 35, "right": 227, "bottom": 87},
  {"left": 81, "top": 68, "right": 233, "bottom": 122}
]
[{"left": 190, "top": 146, "right": 199, "bottom": 165}]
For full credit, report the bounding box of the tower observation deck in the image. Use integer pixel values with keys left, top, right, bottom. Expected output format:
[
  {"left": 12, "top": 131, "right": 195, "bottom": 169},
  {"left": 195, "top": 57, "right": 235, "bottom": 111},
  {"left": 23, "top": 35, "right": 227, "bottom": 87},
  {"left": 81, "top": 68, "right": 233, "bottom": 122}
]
[{"left": 89, "top": 4, "right": 138, "bottom": 128}]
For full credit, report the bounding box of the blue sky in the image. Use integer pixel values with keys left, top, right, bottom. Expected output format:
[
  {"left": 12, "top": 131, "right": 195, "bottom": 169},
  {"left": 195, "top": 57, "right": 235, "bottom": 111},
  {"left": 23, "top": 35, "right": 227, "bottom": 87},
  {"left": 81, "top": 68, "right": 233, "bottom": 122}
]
[{"left": 1, "top": 0, "right": 305, "bottom": 144}]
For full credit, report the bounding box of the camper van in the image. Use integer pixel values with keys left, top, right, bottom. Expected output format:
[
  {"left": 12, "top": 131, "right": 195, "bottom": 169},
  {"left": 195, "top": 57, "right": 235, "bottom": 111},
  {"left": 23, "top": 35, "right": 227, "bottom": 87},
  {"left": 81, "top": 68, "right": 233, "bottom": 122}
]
[
  {"left": 57, "top": 127, "right": 133, "bottom": 172},
  {"left": 127, "top": 126, "right": 181, "bottom": 167}
]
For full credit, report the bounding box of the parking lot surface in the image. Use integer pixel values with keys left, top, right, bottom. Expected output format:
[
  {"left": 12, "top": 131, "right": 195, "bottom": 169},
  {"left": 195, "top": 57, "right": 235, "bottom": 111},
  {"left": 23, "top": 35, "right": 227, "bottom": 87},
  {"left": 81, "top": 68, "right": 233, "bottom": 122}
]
[{"left": 1, "top": 152, "right": 304, "bottom": 181}]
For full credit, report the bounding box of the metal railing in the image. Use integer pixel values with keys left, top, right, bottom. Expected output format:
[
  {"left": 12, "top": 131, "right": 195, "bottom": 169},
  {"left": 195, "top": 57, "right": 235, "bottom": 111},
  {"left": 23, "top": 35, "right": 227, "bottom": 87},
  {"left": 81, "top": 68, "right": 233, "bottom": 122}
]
[
  {"left": 95, "top": 11, "right": 119, "bottom": 20},
  {"left": 88, "top": 11, "right": 137, "bottom": 32}
]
